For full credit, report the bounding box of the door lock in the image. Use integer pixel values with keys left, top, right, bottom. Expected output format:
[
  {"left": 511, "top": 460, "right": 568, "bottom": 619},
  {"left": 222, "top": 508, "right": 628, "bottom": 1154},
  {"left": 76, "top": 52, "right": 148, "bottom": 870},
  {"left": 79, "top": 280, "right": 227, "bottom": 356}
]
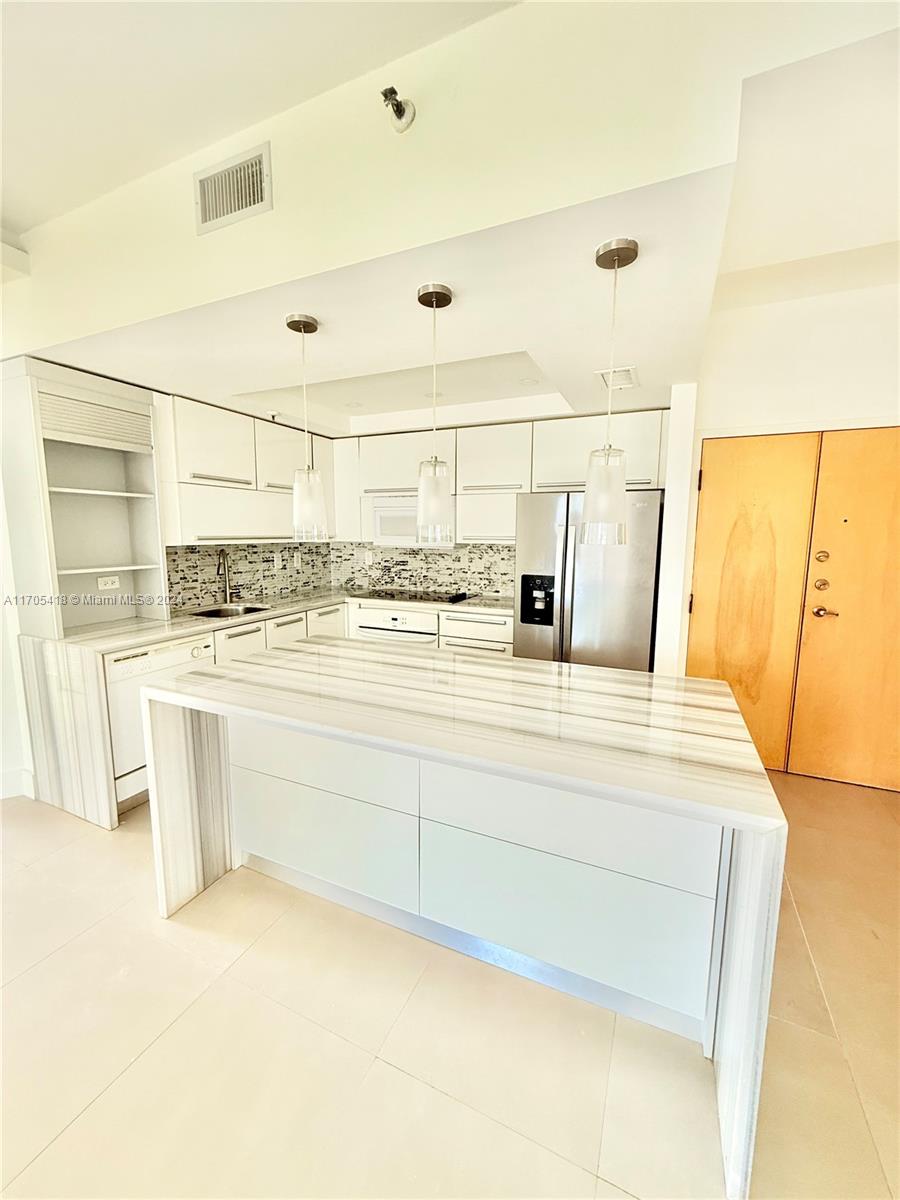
[{"left": 812, "top": 606, "right": 839, "bottom": 618}]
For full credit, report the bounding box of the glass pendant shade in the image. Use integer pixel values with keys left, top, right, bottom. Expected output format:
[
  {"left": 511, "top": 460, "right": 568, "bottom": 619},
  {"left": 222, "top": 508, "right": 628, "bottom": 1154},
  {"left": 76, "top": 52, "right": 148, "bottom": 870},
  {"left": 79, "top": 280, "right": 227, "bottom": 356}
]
[
  {"left": 580, "top": 447, "right": 627, "bottom": 545},
  {"left": 292, "top": 467, "right": 329, "bottom": 542},
  {"left": 416, "top": 456, "right": 453, "bottom": 545}
]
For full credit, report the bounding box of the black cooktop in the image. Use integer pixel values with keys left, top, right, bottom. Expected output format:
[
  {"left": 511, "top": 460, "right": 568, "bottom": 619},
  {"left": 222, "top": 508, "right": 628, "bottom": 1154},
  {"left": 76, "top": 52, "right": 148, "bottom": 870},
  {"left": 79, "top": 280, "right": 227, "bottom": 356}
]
[{"left": 351, "top": 588, "right": 473, "bottom": 605}]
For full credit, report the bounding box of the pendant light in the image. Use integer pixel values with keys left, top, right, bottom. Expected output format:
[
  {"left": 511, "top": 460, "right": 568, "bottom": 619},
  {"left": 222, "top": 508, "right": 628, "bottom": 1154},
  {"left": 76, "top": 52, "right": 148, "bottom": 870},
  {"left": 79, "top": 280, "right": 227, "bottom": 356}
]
[
  {"left": 286, "top": 313, "right": 329, "bottom": 542},
  {"left": 415, "top": 283, "right": 454, "bottom": 546},
  {"left": 581, "top": 238, "right": 639, "bottom": 546}
]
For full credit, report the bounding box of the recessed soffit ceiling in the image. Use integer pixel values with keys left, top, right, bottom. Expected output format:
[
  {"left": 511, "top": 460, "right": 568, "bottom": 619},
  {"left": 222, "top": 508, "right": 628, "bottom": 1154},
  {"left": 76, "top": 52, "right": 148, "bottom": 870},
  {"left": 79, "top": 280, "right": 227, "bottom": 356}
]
[
  {"left": 0, "top": 0, "right": 510, "bottom": 233},
  {"left": 40, "top": 165, "right": 734, "bottom": 432}
]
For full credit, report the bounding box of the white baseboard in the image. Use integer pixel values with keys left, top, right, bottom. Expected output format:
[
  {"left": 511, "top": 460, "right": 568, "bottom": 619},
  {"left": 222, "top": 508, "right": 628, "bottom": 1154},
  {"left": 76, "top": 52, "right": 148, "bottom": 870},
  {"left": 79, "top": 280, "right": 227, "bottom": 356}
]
[{"left": 1, "top": 768, "right": 35, "bottom": 799}]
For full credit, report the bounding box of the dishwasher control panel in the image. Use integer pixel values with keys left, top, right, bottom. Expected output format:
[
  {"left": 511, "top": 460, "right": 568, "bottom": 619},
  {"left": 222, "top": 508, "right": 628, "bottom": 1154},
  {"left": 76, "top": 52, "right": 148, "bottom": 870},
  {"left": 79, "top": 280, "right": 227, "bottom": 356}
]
[{"left": 105, "top": 638, "right": 214, "bottom": 681}]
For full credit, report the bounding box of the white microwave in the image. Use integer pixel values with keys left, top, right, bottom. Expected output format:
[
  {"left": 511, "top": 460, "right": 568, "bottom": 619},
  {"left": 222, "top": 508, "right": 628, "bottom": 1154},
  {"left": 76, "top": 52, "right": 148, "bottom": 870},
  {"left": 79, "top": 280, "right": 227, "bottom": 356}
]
[{"left": 362, "top": 492, "right": 455, "bottom": 547}]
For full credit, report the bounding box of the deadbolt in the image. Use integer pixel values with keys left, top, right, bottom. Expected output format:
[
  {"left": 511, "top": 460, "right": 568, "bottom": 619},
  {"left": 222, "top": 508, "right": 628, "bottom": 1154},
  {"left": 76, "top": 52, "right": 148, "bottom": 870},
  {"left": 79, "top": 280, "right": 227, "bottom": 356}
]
[
  {"left": 812, "top": 606, "right": 839, "bottom": 618},
  {"left": 814, "top": 550, "right": 829, "bottom": 562},
  {"left": 814, "top": 578, "right": 830, "bottom": 590}
]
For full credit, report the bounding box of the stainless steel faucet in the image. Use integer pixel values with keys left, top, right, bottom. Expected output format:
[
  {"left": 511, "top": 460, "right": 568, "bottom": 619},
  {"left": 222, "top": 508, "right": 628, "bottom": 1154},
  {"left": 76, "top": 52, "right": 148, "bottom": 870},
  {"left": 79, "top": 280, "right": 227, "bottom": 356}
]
[{"left": 217, "top": 548, "right": 232, "bottom": 603}]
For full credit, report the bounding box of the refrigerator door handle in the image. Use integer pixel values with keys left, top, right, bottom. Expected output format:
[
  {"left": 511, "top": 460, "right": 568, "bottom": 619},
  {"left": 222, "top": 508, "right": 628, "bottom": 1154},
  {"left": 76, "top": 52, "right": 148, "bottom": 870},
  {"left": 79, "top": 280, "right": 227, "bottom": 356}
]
[
  {"left": 552, "top": 519, "right": 567, "bottom": 662},
  {"left": 561, "top": 517, "right": 577, "bottom": 662}
]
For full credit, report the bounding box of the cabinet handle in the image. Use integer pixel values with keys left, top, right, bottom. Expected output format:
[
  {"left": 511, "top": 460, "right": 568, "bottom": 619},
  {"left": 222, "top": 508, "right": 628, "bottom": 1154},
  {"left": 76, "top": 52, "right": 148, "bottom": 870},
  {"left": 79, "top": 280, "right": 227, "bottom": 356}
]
[
  {"left": 362, "top": 488, "right": 418, "bottom": 495},
  {"left": 445, "top": 638, "right": 509, "bottom": 652},
  {"left": 312, "top": 605, "right": 341, "bottom": 616},
  {"left": 460, "top": 483, "right": 523, "bottom": 491},
  {"left": 443, "top": 614, "right": 509, "bottom": 626},
  {"left": 534, "top": 480, "right": 586, "bottom": 489},
  {"left": 273, "top": 615, "right": 306, "bottom": 628},
  {"left": 189, "top": 472, "right": 254, "bottom": 485},
  {"left": 196, "top": 535, "right": 288, "bottom": 542},
  {"left": 460, "top": 536, "right": 515, "bottom": 543},
  {"left": 264, "top": 482, "right": 293, "bottom": 491},
  {"left": 224, "top": 625, "right": 262, "bottom": 638},
  {"left": 627, "top": 478, "right": 653, "bottom": 485}
]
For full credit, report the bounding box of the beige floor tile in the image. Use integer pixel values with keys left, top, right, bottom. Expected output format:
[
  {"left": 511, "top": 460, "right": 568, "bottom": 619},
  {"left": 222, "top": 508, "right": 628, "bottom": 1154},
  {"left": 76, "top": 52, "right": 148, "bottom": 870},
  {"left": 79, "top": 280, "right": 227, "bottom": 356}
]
[
  {"left": 769, "top": 772, "right": 898, "bottom": 841},
  {"left": 380, "top": 946, "right": 614, "bottom": 1172},
  {"left": 306, "top": 1058, "right": 597, "bottom": 1198},
  {"left": 228, "top": 889, "right": 434, "bottom": 1051},
  {"left": 769, "top": 886, "right": 835, "bottom": 1037},
  {"left": 4, "top": 977, "right": 372, "bottom": 1199},
  {"left": 786, "top": 827, "right": 897, "bottom": 928},
  {"left": 1, "top": 911, "right": 217, "bottom": 1189},
  {"left": 751, "top": 1018, "right": 890, "bottom": 1199},
  {"left": 598, "top": 1016, "right": 724, "bottom": 1200},
  {"left": 0, "top": 795, "right": 93, "bottom": 868},
  {"left": 121, "top": 865, "right": 297, "bottom": 972},
  {"left": 839, "top": 1033, "right": 900, "bottom": 1197},
  {"left": 594, "top": 1179, "right": 635, "bottom": 1200}
]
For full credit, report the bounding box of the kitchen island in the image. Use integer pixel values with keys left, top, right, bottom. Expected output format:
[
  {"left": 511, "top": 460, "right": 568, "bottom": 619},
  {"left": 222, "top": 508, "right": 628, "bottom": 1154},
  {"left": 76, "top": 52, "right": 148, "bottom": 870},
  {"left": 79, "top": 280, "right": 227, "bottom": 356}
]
[{"left": 141, "top": 637, "right": 785, "bottom": 1200}]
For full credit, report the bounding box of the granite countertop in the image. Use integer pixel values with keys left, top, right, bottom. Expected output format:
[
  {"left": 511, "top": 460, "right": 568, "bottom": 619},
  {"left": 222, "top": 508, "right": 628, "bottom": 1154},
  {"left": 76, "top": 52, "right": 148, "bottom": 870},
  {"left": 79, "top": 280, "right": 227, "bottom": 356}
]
[
  {"left": 144, "top": 636, "right": 785, "bottom": 833},
  {"left": 57, "top": 590, "right": 515, "bottom": 654}
]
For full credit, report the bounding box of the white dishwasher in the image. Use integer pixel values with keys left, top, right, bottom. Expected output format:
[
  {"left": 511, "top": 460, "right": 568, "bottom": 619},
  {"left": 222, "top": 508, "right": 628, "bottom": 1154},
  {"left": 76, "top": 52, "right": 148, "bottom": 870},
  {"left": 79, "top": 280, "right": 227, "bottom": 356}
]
[{"left": 105, "top": 634, "right": 214, "bottom": 799}]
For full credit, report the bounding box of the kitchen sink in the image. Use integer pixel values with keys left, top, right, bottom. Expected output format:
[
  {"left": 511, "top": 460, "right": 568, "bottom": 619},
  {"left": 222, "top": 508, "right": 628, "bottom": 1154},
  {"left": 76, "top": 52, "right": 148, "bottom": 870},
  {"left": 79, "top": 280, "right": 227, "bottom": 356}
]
[{"left": 192, "top": 604, "right": 270, "bottom": 618}]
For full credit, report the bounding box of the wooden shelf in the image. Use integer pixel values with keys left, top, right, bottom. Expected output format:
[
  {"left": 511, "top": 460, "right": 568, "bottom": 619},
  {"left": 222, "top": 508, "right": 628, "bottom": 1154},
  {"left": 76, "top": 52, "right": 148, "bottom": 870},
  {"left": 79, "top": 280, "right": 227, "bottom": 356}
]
[
  {"left": 48, "top": 487, "right": 154, "bottom": 499},
  {"left": 56, "top": 563, "right": 161, "bottom": 576}
]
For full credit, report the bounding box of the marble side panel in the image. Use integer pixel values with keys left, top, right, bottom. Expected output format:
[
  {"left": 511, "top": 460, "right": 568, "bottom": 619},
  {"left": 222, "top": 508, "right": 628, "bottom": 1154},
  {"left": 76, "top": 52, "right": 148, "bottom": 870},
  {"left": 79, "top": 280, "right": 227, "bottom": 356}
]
[
  {"left": 18, "top": 635, "right": 117, "bottom": 829},
  {"left": 143, "top": 699, "right": 232, "bottom": 917}
]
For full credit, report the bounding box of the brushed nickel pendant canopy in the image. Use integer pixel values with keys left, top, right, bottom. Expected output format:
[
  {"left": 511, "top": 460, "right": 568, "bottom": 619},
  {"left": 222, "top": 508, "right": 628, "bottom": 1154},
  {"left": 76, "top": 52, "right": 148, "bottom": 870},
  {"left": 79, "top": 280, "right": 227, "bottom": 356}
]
[
  {"left": 285, "top": 314, "right": 319, "bottom": 335},
  {"left": 416, "top": 283, "right": 453, "bottom": 310},
  {"left": 595, "top": 238, "right": 639, "bottom": 271}
]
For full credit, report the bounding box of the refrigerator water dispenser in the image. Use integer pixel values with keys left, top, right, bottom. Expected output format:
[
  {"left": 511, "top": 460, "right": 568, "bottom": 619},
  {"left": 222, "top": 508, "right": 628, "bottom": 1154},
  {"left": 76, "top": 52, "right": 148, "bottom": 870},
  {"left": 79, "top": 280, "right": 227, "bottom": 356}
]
[{"left": 520, "top": 574, "right": 555, "bottom": 626}]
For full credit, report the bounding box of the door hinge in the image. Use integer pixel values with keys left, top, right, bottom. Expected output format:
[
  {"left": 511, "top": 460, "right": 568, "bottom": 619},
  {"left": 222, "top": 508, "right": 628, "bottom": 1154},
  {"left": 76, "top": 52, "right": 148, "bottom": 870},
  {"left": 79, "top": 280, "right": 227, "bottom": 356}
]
[
  {"left": 697, "top": 468, "right": 703, "bottom": 492},
  {"left": 688, "top": 592, "right": 694, "bottom": 614}
]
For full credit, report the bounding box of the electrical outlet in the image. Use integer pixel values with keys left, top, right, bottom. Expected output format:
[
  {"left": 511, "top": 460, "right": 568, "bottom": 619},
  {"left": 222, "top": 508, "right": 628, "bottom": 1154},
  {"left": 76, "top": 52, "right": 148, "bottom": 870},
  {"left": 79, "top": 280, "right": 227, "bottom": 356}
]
[
  {"left": 364, "top": 550, "right": 374, "bottom": 567},
  {"left": 273, "top": 551, "right": 281, "bottom": 570},
  {"left": 293, "top": 550, "right": 301, "bottom": 569},
  {"left": 97, "top": 575, "right": 120, "bottom": 591}
]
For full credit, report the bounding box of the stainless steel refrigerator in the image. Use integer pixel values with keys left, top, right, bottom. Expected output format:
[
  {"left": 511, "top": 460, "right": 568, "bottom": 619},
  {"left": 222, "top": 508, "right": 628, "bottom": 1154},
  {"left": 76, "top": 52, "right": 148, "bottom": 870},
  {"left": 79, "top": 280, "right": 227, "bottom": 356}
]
[{"left": 513, "top": 490, "right": 663, "bottom": 670}]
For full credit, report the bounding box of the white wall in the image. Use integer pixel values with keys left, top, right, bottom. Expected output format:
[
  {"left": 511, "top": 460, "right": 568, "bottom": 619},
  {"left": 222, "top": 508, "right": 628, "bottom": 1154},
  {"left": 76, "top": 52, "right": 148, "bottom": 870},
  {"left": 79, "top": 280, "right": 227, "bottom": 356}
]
[
  {"left": 4, "top": 2, "right": 895, "bottom": 357},
  {"left": 1, "top": 477, "right": 34, "bottom": 798}
]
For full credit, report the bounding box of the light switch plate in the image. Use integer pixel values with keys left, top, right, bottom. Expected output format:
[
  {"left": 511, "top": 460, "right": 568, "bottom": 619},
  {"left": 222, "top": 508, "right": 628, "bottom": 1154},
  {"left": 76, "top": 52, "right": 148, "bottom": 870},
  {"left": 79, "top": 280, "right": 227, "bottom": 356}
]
[
  {"left": 97, "top": 575, "right": 120, "bottom": 591},
  {"left": 364, "top": 550, "right": 374, "bottom": 566}
]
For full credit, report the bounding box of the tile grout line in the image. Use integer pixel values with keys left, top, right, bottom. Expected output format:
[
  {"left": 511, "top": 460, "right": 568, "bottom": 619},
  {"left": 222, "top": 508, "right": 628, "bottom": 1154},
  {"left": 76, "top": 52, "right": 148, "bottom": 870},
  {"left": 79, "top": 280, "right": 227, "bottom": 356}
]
[
  {"left": 594, "top": 1012, "right": 617, "bottom": 1179},
  {"left": 784, "top": 873, "right": 895, "bottom": 1196},
  {"left": 0, "top": 893, "right": 136, "bottom": 990}
]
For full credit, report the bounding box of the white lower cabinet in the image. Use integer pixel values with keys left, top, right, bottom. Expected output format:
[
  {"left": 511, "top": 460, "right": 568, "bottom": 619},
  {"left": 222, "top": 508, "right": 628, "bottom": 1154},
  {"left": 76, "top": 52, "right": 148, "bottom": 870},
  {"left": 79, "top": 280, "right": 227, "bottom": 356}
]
[
  {"left": 439, "top": 636, "right": 513, "bottom": 657},
  {"left": 419, "top": 820, "right": 715, "bottom": 1019},
  {"left": 265, "top": 612, "right": 308, "bottom": 647},
  {"left": 306, "top": 602, "right": 346, "bottom": 638},
  {"left": 214, "top": 622, "right": 267, "bottom": 662},
  {"left": 438, "top": 611, "right": 514, "bottom": 643},
  {"left": 231, "top": 765, "right": 418, "bottom": 912},
  {"left": 455, "top": 492, "right": 517, "bottom": 544}
]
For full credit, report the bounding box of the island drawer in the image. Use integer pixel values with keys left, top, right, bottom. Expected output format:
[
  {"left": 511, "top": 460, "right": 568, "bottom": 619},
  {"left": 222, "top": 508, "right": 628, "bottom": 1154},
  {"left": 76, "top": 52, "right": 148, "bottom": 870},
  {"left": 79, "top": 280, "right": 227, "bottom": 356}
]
[
  {"left": 228, "top": 718, "right": 418, "bottom": 815},
  {"left": 438, "top": 611, "right": 513, "bottom": 643},
  {"left": 420, "top": 762, "right": 721, "bottom": 897},
  {"left": 420, "top": 820, "right": 715, "bottom": 1019},
  {"left": 232, "top": 766, "right": 418, "bottom": 913}
]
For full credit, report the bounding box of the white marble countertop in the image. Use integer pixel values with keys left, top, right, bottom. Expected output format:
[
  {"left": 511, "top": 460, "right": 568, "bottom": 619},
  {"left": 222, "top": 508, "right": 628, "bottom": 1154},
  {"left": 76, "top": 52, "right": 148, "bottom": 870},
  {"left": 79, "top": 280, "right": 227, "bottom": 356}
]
[
  {"left": 57, "top": 591, "right": 514, "bottom": 654},
  {"left": 143, "top": 636, "right": 785, "bottom": 834}
]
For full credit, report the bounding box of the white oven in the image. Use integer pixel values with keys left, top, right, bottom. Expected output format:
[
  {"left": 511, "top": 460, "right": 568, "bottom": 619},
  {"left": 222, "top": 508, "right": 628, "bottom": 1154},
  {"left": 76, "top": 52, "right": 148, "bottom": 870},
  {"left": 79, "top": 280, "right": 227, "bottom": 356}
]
[
  {"left": 362, "top": 493, "right": 454, "bottom": 547},
  {"left": 349, "top": 604, "right": 439, "bottom": 646}
]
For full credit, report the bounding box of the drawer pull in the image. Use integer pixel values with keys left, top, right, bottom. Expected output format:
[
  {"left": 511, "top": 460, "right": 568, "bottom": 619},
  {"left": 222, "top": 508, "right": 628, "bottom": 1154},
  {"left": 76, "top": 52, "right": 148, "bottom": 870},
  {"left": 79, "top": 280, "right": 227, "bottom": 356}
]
[
  {"left": 460, "top": 483, "right": 523, "bottom": 491},
  {"left": 224, "top": 625, "right": 262, "bottom": 638},
  {"left": 445, "top": 638, "right": 509, "bottom": 652},
  {"left": 273, "top": 615, "right": 306, "bottom": 628},
  {"left": 443, "top": 614, "right": 509, "bottom": 626},
  {"left": 312, "top": 605, "right": 341, "bottom": 616},
  {"left": 189, "top": 472, "right": 253, "bottom": 485}
]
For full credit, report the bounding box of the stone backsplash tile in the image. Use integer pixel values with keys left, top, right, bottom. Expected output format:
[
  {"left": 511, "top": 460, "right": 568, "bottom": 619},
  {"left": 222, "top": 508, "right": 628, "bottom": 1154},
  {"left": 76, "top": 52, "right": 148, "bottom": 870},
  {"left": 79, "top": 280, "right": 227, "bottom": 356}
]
[{"left": 166, "top": 541, "right": 514, "bottom": 608}]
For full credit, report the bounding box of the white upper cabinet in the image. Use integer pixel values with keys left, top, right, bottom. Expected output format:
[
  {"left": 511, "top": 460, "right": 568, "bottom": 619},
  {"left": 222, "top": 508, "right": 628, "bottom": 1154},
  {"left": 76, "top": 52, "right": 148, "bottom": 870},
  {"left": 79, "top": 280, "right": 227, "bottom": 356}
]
[
  {"left": 359, "top": 429, "right": 456, "bottom": 495},
  {"left": 312, "top": 435, "right": 336, "bottom": 537},
  {"left": 177, "top": 484, "right": 292, "bottom": 543},
  {"left": 256, "top": 420, "right": 308, "bottom": 493},
  {"left": 332, "top": 438, "right": 361, "bottom": 541},
  {"left": 456, "top": 492, "right": 517, "bottom": 544},
  {"left": 456, "top": 422, "right": 532, "bottom": 493},
  {"left": 175, "top": 398, "right": 256, "bottom": 488},
  {"left": 532, "top": 411, "right": 663, "bottom": 491}
]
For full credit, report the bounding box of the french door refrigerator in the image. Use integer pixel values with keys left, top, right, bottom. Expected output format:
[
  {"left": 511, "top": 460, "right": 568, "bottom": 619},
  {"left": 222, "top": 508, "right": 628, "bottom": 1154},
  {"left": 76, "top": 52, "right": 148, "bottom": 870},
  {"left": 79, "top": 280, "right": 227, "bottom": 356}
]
[{"left": 513, "top": 490, "right": 663, "bottom": 670}]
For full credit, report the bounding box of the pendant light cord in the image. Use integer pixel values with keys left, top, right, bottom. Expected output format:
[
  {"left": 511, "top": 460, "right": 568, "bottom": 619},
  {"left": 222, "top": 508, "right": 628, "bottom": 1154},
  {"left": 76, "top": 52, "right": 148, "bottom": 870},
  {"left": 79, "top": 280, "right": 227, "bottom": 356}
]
[
  {"left": 431, "top": 300, "right": 438, "bottom": 461},
  {"left": 605, "top": 255, "right": 619, "bottom": 450},
  {"left": 301, "top": 328, "right": 310, "bottom": 471}
]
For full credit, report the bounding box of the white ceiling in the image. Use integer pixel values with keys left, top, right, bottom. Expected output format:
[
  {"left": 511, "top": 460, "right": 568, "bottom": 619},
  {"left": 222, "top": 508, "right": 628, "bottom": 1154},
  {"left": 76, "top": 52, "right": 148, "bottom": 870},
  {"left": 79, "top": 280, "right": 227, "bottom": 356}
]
[
  {"left": 40, "top": 165, "right": 734, "bottom": 433},
  {"left": 0, "top": 0, "right": 509, "bottom": 233}
]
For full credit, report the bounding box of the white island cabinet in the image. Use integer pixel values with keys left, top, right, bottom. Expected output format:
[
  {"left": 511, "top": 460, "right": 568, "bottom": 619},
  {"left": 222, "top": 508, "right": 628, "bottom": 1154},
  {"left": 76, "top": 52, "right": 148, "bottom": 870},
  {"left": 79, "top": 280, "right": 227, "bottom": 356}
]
[{"left": 142, "top": 638, "right": 785, "bottom": 1200}]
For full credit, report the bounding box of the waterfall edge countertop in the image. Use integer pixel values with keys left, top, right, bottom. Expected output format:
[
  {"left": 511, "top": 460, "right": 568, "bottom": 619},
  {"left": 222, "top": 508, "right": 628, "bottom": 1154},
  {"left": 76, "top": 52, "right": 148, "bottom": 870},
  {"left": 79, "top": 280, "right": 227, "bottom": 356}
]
[
  {"left": 57, "top": 591, "right": 514, "bottom": 654},
  {"left": 142, "top": 635, "right": 784, "bottom": 832}
]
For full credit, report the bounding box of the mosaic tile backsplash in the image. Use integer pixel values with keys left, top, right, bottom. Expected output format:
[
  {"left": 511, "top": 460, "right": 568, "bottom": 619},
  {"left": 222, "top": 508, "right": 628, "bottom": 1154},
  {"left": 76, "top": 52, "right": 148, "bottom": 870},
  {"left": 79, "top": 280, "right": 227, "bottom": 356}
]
[{"left": 166, "top": 542, "right": 515, "bottom": 609}]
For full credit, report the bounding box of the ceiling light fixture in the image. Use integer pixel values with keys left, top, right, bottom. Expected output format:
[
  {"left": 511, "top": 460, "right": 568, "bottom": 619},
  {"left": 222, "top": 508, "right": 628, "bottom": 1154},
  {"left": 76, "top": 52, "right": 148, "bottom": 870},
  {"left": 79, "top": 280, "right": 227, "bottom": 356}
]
[
  {"left": 581, "top": 238, "right": 639, "bottom": 547},
  {"left": 285, "top": 313, "right": 329, "bottom": 542},
  {"left": 416, "top": 283, "right": 454, "bottom": 547}
]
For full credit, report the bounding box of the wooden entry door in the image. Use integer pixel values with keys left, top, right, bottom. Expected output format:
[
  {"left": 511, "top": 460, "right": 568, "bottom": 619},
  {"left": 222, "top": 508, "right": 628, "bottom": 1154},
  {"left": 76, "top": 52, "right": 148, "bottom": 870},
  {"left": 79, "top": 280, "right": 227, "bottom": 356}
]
[
  {"left": 686, "top": 433, "right": 820, "bottom": 769},
  {"left": 788, "top": 427, "right": 900, "bottom": 790}
]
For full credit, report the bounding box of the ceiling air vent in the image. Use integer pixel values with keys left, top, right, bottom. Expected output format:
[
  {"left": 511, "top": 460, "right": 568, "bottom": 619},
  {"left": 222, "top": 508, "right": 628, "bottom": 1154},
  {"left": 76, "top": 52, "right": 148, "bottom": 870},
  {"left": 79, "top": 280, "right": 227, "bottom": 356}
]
[
  {"left": 596, "top": 365, "right": 639, "bottom": 391},
  {"left": 193, "top": 143, "right": 272, "bottom": 234}
]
